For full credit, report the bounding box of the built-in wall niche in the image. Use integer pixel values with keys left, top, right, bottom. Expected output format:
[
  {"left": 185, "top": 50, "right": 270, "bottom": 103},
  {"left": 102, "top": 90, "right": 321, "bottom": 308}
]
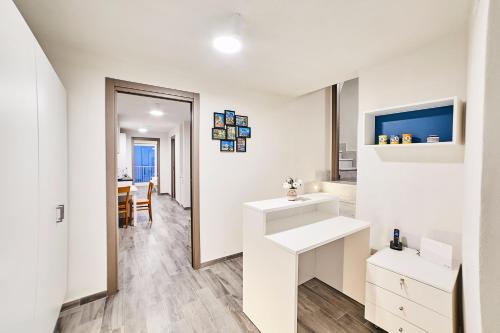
[
  {"left": 363, "top": 97, "right": 464, "bottom": 162},
  {"left": 363, "top": 97, "right": 464, "bottom": 148}
]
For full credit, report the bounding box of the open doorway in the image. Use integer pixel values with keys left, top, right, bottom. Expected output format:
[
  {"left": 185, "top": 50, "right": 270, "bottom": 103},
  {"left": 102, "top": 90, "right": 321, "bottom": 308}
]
[
  {"left": 106, "top": 78, "right": 200, "bottom": 296},
  {"left": 331, "top": 78, "right": 359, "bottom": 183}
]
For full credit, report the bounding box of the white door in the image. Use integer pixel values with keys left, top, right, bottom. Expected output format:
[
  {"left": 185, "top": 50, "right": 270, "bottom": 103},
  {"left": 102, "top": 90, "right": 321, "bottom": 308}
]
[
  {"left": 34, "top": 44, "right": 68, "bottom": 332},
  {"left": 0, "top": 0, "right": 40, "bottom": 331}
]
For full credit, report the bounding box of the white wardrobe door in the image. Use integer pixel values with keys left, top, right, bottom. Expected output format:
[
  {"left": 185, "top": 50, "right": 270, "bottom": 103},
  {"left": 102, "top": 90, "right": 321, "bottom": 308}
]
[
  {"left": 34, "top": 44, "right": 68, "bottom": 331},
  {"left": 0, "top": 0, "right": 39, "bottom": 331}
]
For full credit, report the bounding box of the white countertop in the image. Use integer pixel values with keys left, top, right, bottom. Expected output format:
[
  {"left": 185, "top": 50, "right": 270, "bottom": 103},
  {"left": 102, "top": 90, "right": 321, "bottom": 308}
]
[
  {"left": 265, "top": 216, "right": 370, "bottom": 255},
  {"left": 367, "top": 247, "right": 460, "bottom": 292},
  {"left": 244, "top": 192, "right": 337, "bottom": 213}
]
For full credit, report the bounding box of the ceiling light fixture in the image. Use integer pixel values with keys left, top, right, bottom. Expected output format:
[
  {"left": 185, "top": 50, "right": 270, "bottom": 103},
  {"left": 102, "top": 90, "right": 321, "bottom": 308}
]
[
  {"left": 138, "top": 128, "right": 148, "bottom": 133},
  {"left": 149, "top": 110, "right": 164, "bottom": 117},
  {"left": 213, "top": 13, "right": 243, "bottom": 54},
  {"left": 213, "top": 35, "right": 242, "bottom": 54}
]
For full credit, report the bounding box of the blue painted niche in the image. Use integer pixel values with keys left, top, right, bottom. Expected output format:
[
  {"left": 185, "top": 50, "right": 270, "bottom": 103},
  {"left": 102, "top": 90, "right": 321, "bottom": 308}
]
[{"left": 374, "top": 105, "right": 453, "bottom": 143}]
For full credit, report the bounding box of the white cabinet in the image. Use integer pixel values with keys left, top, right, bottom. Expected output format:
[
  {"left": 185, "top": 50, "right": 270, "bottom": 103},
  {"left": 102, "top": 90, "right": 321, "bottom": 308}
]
[
  {"left": 0, "top": 1, "right": 68, "bottom": 332},
  {"left": 0, "top": 1, "right": 40, "bottom": 331},
  {"left": 34, "top": 44, "right": 68, "bottom": 332},
  {"left": 365, "top": 248, "right": 460, "bottom": 333}
]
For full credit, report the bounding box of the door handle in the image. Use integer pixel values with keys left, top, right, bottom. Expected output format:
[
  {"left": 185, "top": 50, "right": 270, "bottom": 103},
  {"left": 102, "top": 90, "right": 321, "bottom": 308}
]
[{"left": 56, "top": 204, "right": 65, "bottom": 223}]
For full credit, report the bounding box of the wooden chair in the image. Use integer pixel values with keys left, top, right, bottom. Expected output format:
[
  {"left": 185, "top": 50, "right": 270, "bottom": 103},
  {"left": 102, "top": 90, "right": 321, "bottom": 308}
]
[
  {"left": 118, "top": 186, "right": 131, "bottom": 228},
  {"left": 136, "top": 181, "right": 154, "bottom": 226}
]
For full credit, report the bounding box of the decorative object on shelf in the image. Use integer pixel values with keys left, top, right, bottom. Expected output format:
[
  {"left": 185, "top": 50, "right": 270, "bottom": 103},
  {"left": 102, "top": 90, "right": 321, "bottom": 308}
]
[
  {"left": 402, "top": 133, "right": 412, "bottom": 144},
  {"left": 236, "top": 137, "right": 246, "bottom": 152},
  {"left": 283, "top": 177, "right": 303, "bottom": 201},
  {"left": 390, "top": 135, "right": 400, "bottom": 144},
  {"left": 220, "top": 140, "right": 235, "bottom": 152},
  {"left": 225, "top": 110, "right": 236, "bottom": 125},
  {"left": 212, "top": 128, "right": 226, "bottom": 140},
  {"left": 226, "top": 125, "right": 236, "bottom": 140},
  {"left": 237, "top": 126, "right": 251, "bottom": 138},
  {"left": 427, "top": 134, "right": 440, "bottom": 143},
  {"left": 235, "top": 115, "right": 248, "bottom": 127},
  {"left": 214, "top": 112, "right": 225, "bottom": 128},
  {"left": 378, "top": 134, "right": 388, "bottom": 145}
]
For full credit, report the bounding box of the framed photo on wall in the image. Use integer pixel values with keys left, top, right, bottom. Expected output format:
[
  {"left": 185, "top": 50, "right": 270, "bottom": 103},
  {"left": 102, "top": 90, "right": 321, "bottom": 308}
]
[
  {"left": 236, "top": 137, "right": 246, "bottom": 152},
  {"left": 212, "top": 128, "right": 226, "bottom": 140},
  {"left": 235, "top": 115, "right": 248, "bottom": 127},
  {"left": 226, "top": 126, "right": 236, "bottom": 140},
  {"left": 214, "top": 112, "right": 225, "bottom": 128},
  {"left": 237, "top": 126, "right": 251, "bottom": 138},
  {"left": 220, "top": 140, "right": 235, "bottom": 152},
  {"left": 225, "top": 110, "right": 236, "bottom": 126}
]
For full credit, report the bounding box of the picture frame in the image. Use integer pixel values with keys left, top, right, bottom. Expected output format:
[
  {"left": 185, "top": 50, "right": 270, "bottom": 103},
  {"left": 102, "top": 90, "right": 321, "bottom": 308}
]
[
  {"left": 220, "top": 140, "right": 235, "bottom": 152},
  {"left": 224, "top": 110, "right": 236, "bottom": 126},
  {"left": 237, "top": 126, "right": 251, "bottom": 138},
  {"left": 226, "top": 125, "right": 236, "bottom": 140},
  {"left": 235, "top": 115, "right": 248, "bottom": 127},
  {"left": 236, "top": 137, "right": 246, "bottom": 152},
  {"left": 213, "top": 112, "right": 225, "bottom": 128},
  {"left": 212, "top": 128, "right": 226, "bottom": 140}
]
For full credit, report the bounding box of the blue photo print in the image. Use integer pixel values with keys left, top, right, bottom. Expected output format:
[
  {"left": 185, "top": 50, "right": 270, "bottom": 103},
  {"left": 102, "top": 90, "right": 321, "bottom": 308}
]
[
  {"left": 220, "top": 140, "right": 235, "bottom": 152},
  {"left": 225, "top": 110, "right": 236, "bottom": 126},
  {"left": 237, "top": 126, "right": 251, "bottom": 138}
]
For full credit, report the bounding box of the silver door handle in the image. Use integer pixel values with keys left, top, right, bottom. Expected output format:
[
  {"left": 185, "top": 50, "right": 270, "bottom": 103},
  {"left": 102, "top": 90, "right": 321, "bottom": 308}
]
[{"left": 56, "top": 204, "right": 65, "bottom": 223}]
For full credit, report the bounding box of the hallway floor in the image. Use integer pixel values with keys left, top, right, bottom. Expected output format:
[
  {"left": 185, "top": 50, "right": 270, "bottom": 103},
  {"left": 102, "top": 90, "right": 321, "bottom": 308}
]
[{"left": 56, "top": 192, "right": 383, "bottom": 333}]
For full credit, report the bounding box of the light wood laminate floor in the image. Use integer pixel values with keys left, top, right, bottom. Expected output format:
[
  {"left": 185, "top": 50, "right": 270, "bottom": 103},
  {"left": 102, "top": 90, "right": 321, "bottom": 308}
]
[{"left": 56, "top": 191, "right": 384, "bottom": 333}]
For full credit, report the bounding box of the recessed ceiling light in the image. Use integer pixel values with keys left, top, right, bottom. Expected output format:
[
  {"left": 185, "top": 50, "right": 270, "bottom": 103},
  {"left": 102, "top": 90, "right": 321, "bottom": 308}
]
[
  {"left": 213, "top": 35, "right": 242, "bottom": 54},
  {"left": 149, "top": 110, "right": 164, "bottom": 117},
  {"left": 138, "top": 128, "right": 148, "bottom": 133}
]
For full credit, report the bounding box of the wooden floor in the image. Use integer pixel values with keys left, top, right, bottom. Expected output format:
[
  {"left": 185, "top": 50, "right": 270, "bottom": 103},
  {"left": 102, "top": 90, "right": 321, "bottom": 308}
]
[{"left": 56, "top": 191, "right": 384, "bottom": 333}]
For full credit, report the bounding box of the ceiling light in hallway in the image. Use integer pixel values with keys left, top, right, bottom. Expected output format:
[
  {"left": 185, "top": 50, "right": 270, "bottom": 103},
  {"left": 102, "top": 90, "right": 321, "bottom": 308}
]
[
  {"left": 138, "top": 128, "right": 148, "bottom": 133},
  {"left": 149, "top": 110, "right": 164, "bottom": 116}
]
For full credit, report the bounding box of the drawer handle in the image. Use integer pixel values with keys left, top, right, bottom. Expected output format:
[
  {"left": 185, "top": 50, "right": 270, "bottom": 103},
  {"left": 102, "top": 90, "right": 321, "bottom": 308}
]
[
  {"left": 400, "top": 278, "right": 405, "bottom": 289},
  {"left": 399, "top": 306, "right": 404, "bottom": 311},
  {"left": 399, "top": 328, "right": 403, "bottom": 332}
]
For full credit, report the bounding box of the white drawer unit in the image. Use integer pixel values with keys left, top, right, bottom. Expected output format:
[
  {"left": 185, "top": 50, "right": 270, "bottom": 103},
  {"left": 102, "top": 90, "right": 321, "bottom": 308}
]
[{"left": 364, "top": 247, "right": 460, "bottom": 333}]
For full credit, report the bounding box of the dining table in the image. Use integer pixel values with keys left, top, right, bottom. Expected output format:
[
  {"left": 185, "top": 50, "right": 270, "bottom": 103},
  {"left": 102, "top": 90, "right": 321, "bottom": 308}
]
[{"left": 117, "top": 183, "right": 138, "bottom": 226}]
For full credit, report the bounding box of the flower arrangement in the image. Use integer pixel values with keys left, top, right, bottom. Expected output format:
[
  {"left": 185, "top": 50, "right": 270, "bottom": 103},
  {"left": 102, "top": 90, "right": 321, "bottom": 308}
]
[
  {"left": 283, "top": 177, "right": 303, "bottom": 201},
  {"left": 283, "top": 177, "right": 303, "bottom": 190}
]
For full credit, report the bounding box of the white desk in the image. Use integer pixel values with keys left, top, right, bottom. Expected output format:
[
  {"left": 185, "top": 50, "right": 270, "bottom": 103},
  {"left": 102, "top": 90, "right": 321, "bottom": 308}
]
[{"left": 243, "top": 193, "right": 371, "bottom": 333}]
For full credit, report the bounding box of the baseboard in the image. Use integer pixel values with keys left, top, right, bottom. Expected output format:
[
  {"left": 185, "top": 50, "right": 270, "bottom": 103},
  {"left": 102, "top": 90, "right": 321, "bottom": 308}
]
[
  {"left": 200, "top": 252, "right": 243, "bottom": 268},
  {"left": 60, "top": 290, "right": 107, "bottom": 312}
]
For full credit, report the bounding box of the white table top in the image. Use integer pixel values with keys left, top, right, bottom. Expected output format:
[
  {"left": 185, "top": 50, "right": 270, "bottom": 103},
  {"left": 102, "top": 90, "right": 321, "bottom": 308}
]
[
  {"left": 367, "top": 247, "right": 460, "bottom": 292},
  {"left": 117, "top": 184, "right": 138, "bottom": 194},
  {"left": 265, "top": 216, "right": 370, "bottom": 255},
  {"left": 244, "top": 192, "right": 337, "bottom": 213}
]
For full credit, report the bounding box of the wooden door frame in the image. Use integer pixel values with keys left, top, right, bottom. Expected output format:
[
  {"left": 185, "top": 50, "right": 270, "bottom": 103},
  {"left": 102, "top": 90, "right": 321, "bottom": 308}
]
[
  {"left": 131, "top": 137, "right": 161, "bottom": 193},
  {"left": 105, "top": 78, "right": 201, "bottom": 296},
  {"left": 170, "top": 135, "right": 176, "bottom": 199}
]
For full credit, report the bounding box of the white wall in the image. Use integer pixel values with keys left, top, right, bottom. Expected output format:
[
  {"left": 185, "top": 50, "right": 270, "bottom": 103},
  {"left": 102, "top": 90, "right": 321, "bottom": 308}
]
[
  {"left": 339, "top": 78, "right": 359, "bottom": 152},
  {"left": 356, "top": 30, "right": 468, "bottom": 260},
  {"left": 283, "top": 87, "right": 332, "bottom": 190},
  {"left": 45, "top": 48, "right": 289, "bottom": 301},
  {"left": 463, "top": 0, "right": 500, "bottom": 331}
]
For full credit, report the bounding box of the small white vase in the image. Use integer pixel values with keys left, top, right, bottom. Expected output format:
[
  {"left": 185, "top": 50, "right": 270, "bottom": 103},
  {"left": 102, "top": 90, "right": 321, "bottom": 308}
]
[{"left": 287, "top": 188, "right": 298, "bottom": 201}]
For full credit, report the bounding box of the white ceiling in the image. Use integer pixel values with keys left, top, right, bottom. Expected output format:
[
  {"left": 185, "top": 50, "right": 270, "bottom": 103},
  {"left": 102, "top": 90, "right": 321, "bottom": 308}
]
[
  {"left": 14, "top": 0, "right": 472, "bottom": 96},
  {"left": 116, "top": 93, "right": 190, "bottom": 133}
]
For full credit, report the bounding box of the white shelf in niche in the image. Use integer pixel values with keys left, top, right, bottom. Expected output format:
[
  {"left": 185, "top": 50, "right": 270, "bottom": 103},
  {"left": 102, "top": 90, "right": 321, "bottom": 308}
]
[{"left": 363, "top": 96, "right": 464, "bottom": 148}]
